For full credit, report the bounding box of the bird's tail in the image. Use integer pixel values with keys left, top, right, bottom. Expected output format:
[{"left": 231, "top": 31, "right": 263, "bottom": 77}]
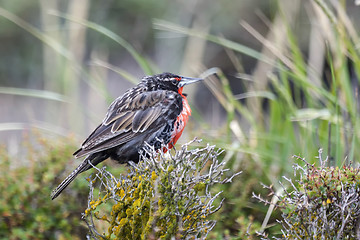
[{"left": 51, "top": 155, "right": 93, "bottom": 200}]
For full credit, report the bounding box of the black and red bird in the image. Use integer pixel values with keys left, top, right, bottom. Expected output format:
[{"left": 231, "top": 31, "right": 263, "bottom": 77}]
[{"left": 51, "top": 72, "right": 203, "bottom": 200}]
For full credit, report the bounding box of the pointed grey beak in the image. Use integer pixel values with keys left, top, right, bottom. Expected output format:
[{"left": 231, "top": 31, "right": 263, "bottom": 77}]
[{"left": 178, "top": 76, "right": 203, "bottom": 87}]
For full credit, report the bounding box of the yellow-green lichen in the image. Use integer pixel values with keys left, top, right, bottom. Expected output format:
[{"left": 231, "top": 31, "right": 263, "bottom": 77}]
[{"left": 83, "top": 141, "right": 237, "bottom": 239}]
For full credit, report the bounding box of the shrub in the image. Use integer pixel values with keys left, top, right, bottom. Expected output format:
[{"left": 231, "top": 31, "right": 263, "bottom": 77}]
[
  {"left": 256, "top": 150, "right": 360, "bottom": 239},
  {"left": 0, "top": 134, "right": 89, "bottom": 239},
  {"left": 83, "top": 139, "right": 240, "bottom": 239}
]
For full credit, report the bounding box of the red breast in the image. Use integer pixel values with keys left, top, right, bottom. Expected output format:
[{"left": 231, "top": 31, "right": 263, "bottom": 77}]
[{"left": 164, "top": 87, "right": 191, "bottom": 151}]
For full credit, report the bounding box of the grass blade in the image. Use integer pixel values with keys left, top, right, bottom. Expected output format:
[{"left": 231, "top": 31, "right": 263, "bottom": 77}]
[{"left": 0, "top": 87, "right": 68, "bottom": 102}]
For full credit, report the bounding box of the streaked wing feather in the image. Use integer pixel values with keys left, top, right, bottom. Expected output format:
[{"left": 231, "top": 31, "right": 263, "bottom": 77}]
[
  {"left": 132, "top": 107, "right": 162, "bottom": 132},
  {"left": 111, "top": 112, "right": 135, "bottom": 132},
  {"left": 104, "top": 111, "right": 128, "bottom": 126},
  {"left": 74, "top": 130, "right": 136, "bottom": 157},
  {"left": 140, "top": 107, "right": 163, "bottom": 132},
  {"left": 75, "top": 90, "right": 177, "bottom": 158},
  {"left": 77, "top": 124, "right": 114, "bottom": 151}
]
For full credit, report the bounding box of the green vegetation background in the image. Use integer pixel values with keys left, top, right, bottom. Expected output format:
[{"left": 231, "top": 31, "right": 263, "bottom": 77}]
[{"left": 1, "top": 0, "right": 360, "bottom": 238}]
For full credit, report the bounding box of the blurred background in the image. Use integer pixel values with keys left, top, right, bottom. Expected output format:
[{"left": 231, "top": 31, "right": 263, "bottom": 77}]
[
  {"left": 0, "top": 0, "right": 276, "bottom": 148},
  {"left": 1, "top": 0, "right": 360, "bottom": 239}
]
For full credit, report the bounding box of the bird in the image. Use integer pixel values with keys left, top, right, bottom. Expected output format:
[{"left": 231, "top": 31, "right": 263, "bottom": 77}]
[{"left": 51, "top": 72, "right": 203, "bottom": 200}]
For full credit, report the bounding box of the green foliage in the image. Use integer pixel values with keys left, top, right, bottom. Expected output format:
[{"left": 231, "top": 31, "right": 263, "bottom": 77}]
[
  {"left": 83, "top": 140, "right": 240, "bottom": 239},
  {"left": 0, "top": 134, "right": 89, "bottom": 239}
]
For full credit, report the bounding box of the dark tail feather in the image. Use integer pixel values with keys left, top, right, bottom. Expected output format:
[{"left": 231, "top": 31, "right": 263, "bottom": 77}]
[{"left": 51, "top": 156, "right": 92, "bottom": 200}]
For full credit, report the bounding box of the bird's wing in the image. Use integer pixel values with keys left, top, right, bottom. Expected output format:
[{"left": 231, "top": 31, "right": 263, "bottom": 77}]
[{"left": 73, "top": 90, "right": 182, "bottom": 158}]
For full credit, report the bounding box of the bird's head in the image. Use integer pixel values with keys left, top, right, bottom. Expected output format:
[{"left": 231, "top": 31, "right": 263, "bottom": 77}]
[{"left": 143, "top": 72, "right": 203, "bottom": 94}]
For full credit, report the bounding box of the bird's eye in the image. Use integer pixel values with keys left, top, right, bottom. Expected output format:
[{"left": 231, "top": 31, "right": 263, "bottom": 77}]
[{"left": 171, "top": 78, "right": 179, "bottom": 85}]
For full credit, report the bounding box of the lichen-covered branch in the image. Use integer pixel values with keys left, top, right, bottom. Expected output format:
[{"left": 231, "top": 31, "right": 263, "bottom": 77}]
[
  {"left": 82, "top": 139, "right": 240, "bottom": 239},
  {"left": 257, "top": 149, "right": 360, "bottom": 239}
]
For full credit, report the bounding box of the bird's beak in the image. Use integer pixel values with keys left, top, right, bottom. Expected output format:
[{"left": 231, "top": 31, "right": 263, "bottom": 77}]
[{"left": 178, "top": 76, "right": 203, "bottom": 87}]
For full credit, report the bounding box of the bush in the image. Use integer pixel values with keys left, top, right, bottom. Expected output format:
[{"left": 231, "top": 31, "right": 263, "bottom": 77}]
[
  {"left": 83, "top": 139, "right": 240, "bottom": 239},
  {"left": 256, "top": 150, "right": 360, "bottom": 239},
  {"left": 0, "top": 134, "right": 89, "bottom": 239}
]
